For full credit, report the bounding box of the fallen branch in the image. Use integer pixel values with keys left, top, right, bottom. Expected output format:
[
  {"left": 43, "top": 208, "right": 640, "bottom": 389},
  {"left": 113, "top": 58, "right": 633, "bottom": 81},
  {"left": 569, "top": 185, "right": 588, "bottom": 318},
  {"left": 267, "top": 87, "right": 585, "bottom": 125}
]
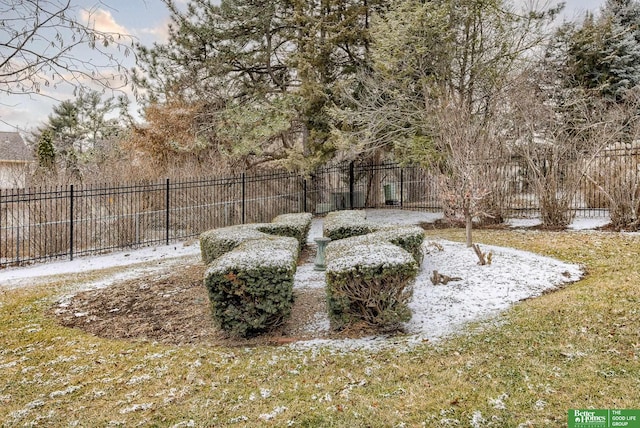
[
  {"left": 426, "top": 241, "right": 444, "bottom": 252},
  {"left": 430, "top": 270, "right": 462, "bottom": 285}
]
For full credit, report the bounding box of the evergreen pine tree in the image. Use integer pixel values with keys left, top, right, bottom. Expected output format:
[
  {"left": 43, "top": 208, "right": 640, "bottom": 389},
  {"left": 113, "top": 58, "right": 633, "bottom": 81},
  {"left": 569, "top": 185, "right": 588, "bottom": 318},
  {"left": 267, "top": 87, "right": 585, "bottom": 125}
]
[
  {"left": 36, "top": 129, "right": 56, "bottom": 170},
  {"left": 133, "top": 0, "right": 387, "bottom": 168},
  {"left": 565, "top": 0, "right": 640, "bottom": 100}
]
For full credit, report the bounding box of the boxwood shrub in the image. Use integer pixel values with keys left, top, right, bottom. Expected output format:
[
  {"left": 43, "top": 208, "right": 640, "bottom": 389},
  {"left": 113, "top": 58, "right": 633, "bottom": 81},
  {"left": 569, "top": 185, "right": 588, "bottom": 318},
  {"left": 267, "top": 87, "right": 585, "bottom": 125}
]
[
  {"left": 323, "top": 210, "right": 374, "bottom": 240},
  {"left": 204, "top": 236, "right": 299, "bottom": 337},
  {"left": 325, "top": 225, "right": 425, "bottom": 265},
  {"left": 370, "top": 225, "right": 425, "bottom": 264},
  {"left": 325, "top": 241, "right": 418, "bottom": 331},
  {"left": 201, "top": 213, "right": 312, "bottom": 264},
  {"left": 256, "top": 212, "right": 313, "bottom": 250},
  {"left": 199, "top": 225, "right": 270, "bottom": 265}
]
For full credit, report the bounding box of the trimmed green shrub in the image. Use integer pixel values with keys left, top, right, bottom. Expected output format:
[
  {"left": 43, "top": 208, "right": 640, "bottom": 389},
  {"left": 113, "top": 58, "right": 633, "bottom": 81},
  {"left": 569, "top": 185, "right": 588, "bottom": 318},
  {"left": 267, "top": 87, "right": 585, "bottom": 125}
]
[
  {"left": 199, "top": 224, "right": 270, "bottom": 265},
  {"left": 204, "top": 237, "right": 299, "bottom": 337},
  {"left": 200, "top": 213, "right": 312, "bottom": 264},
  {"left": 370, "top": 226, "right": 425, "bottom": 265},
  {"left": 325, "top": 241, "right": 418, "bottom": 331},
  {"left": 256, "top": 212, "right": 313, "bottom": 250},
  {"left": 324, "top": 225, "right": 425, "bottom": 265},
  {"left": 323, "top": 210, "right": 374, "bottom": 240},
  {"left": 323, "top": 233, "right": 375, "bottom": 256}
]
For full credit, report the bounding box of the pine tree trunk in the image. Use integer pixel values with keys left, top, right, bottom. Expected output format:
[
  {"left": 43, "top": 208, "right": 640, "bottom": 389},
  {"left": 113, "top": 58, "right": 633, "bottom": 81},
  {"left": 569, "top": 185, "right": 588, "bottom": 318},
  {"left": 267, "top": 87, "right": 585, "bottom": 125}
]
[{"left": 301, "top": 123, "right": 311, "bottom": 157}]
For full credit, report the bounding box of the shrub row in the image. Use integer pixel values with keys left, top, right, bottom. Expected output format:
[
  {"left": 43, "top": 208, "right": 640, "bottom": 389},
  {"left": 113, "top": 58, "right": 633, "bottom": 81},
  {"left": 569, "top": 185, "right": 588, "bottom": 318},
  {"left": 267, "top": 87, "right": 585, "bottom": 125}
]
[
  {"left": 326, "top": 225, "right": 425, "bottom": 265},
  {"left": 201, "top": 210, "right": 425, "bottom": 335},
  {"left": 323, "top": 210, "right": 375, "bottom": 240},
  {"left": 200, "top": 225, "right": 269, "bottom": 265},
  {"left": 324, "top": 218, "right": 424, "bottom": 331},
  {"left": 370, "top": 226, "right": 425, "bottom": 265},
  {"left": 199, "top": 212, "right": 311, "bottom": 337}
]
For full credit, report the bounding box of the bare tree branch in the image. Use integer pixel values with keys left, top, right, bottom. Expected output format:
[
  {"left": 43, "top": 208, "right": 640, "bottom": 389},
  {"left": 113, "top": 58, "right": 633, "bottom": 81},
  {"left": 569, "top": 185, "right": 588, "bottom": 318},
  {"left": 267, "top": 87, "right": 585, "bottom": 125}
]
[{"left": 0, "top": 0, "right": 135, "bottom": 100}]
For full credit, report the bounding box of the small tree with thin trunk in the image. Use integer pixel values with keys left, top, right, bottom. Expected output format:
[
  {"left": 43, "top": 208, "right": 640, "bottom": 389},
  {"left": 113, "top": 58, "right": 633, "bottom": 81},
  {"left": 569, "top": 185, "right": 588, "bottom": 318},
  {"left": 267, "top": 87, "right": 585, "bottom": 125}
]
[
  {"left": 36, "top": 129, "right": 56, "bottom": 171},
  {"left": 428, "top": 105, "right": 506, "bottom": 247}
]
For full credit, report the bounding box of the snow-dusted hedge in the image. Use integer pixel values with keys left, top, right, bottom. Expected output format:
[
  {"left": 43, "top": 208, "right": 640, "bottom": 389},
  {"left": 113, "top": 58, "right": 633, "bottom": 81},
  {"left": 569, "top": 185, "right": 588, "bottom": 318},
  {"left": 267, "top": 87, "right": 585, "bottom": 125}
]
[
  {"left": 204, "top": 236, "right": 299, "bottom": 337},
  {"left": 323, "top": 210, "right": 374, "bottom": 240},
  {"left": 370, "top": 225, "right": 425, "bottom": 264},
  {"left": 324, "top": 225, "right": 425, "bottom": 265},
  {"left": 200, "top": 213, "right": 312, "bottom": 263},
  {"left": 325, "top": 241, "right": 418, "bottom": 331},
  {"left": 256, "top": 212, "right": 313, "bottom": 249},
  {"left": 199, "top": 213, "right": 312, "bottom": 337},
  {"left": 200, "top": 225, "right": 270, "bottom": 265}
]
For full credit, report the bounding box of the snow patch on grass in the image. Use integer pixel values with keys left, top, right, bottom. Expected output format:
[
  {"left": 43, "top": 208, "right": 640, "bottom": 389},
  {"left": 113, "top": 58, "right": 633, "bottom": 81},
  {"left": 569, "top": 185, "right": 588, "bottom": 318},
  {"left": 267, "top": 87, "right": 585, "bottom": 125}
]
[
  {"left": 489, "top": 393, "right": 509, "bottom": 410},
  {"left": 291, "top": 232, "right": 582, "bottom": 351},
  {"left": 470, "top": 410, "right": 486, "bottom": 428},
  {"left": 259, "top": 405, "right": 287, "bottom": 421},
  {"left": 49, "top": 385, "right": 81, "bottom": 398},
  {"left": 119, "top": 403, "right": 153, "bottom": 414}
]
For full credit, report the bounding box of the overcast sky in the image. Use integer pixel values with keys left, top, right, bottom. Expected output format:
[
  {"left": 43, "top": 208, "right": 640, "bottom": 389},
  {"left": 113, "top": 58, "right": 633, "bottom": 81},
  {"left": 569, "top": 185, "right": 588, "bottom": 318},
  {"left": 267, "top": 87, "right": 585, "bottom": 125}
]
[{"left": 0, "top": 0, "right": 606, "bottom": 133}]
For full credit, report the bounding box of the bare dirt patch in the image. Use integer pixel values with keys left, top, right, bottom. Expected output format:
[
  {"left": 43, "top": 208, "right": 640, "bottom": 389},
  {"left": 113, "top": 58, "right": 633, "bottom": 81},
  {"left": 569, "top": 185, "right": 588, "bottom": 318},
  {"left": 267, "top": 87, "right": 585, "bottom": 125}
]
[{"left": 50, "top": 247, "right": 364, "bottom": 347}]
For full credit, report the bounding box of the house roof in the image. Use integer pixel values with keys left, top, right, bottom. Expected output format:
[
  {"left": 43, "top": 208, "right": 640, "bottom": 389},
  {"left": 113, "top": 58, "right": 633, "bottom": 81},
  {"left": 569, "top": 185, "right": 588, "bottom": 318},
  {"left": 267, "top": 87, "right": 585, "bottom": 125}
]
[{"left": 0, "top": 131, "right": 34, "bottom": 162}]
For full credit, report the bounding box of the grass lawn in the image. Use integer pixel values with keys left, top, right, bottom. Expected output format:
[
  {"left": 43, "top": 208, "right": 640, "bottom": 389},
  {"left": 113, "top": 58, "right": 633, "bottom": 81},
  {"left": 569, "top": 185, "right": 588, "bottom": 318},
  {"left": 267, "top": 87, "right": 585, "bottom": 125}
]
[{"left": 1, "top": 229, "right": 639, "bottom": 427}]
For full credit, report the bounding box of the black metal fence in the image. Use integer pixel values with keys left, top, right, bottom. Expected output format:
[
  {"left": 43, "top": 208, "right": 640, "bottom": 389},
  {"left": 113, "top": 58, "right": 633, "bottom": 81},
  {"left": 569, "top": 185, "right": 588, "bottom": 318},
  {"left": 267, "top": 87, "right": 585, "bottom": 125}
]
[
  {"left": 0, "top": 162, "right": 439, "bottom": 267},
  {"left": 0, "top": 154, "right": 635, "bottom": 268}
]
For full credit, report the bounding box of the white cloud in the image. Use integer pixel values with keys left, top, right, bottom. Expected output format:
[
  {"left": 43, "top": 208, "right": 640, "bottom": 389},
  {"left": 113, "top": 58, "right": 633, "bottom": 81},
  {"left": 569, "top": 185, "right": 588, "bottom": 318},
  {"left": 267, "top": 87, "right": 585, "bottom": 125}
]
[
  {"left": 80, "top": 8, "right": 132, "bottom": 37},
  {"left": 139, "top": 19, "right": 172, "bottom": 44}
]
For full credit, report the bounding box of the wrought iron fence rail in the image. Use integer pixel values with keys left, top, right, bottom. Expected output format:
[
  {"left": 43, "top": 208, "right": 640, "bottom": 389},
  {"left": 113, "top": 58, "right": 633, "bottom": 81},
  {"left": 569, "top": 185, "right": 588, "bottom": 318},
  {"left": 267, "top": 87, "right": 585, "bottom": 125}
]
[{"left": 0, "top": 159, "right": 624, "bottom": 268}]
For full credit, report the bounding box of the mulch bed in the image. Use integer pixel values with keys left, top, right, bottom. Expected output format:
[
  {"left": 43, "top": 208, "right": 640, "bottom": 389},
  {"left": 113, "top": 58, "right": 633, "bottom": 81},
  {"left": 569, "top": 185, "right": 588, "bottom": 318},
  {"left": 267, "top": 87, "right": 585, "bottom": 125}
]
[{"left": 50, "top": 246, "right": 377, "bottom": 347}]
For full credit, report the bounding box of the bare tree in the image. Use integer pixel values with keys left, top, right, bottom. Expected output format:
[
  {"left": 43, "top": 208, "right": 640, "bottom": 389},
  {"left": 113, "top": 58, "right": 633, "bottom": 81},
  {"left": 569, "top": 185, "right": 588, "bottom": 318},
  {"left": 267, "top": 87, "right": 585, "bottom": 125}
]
[
  {"left": 0, "top": 0, "right": 133, "bottom": 100},
  {"left": 431, "top": 105, "right": 507, "bottom": 246},
  {"left": 509, "top": 72, "right": 629, "bottom": 227},
  {"left": 580, "top": 89, "right": 640, "bottom": 229}
]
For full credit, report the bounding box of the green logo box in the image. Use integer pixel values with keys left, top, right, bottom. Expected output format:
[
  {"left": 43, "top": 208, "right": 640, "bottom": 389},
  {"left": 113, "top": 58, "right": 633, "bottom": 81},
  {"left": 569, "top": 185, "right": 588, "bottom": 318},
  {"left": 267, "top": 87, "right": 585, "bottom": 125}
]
[{"left": 569, "top": 410, "right": 640, "bottom": 428}]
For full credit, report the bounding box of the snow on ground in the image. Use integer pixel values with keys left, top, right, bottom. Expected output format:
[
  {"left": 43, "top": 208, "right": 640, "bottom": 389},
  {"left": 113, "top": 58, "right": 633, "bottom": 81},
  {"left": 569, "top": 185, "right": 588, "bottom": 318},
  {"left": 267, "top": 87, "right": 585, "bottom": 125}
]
[
  {"left": 293, "top": 263, "right": 326, "bottom": 290},
  {"left": 567, "top": 216, "right": 611, "bottom": 230},
  {"left": 406, "top": 240, "right": 581, "bottom": 340},
  {"left": 1, "top": 209, "right": 587, "bottom": 350},
  {"left": 0, "top": 242, "right": 201, "bottom": 290},
  {"left": 291, "top": 210, "right": 583, "bottom": 350},
  {"left": 505, "top": 218, "right": 542, "bottom": 228},
  {"left": 505, "top": 213, "right": 611, "bottom": 231}
]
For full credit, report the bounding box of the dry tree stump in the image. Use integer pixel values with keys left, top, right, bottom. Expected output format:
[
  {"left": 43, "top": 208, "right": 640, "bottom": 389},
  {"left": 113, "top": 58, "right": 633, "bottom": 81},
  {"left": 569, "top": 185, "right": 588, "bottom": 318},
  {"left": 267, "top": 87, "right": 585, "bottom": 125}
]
[{"left": 472, "top": 244, "right": 492, "bottom": 265}]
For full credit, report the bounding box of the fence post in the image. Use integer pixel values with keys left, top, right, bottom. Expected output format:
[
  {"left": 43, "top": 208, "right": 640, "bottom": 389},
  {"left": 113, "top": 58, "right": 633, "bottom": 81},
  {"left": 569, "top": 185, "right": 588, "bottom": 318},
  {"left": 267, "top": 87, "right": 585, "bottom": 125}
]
[
  {"left": 14, "top": 189, "right": 20, "bottom": 264},
  {"left": 303, "top": 178, "right": 308, "bottom": 213},
  {"left": 400, "top": 167, "right": 404, "bottom": 208},
  {"left": 241, "top": 173, "right": 246, "bottom": 224},
  {"left": 165, "top": 178, "right": 170, "bottom": 245},
  {"left": 69, "top": 185, "right": 74, "bottom": 261},
  {"left": 349, "top": 161, "right": 355, "bottom": 209},
  {"left": 0, "top": 189, "right": 2, "bottom": 265}
]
